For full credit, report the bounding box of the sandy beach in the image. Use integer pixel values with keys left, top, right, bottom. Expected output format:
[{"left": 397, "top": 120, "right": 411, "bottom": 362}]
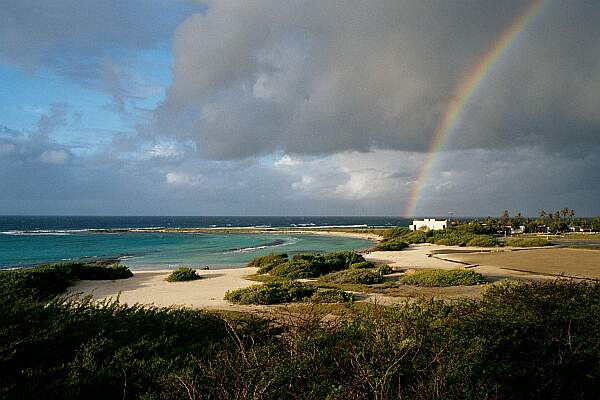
[
  {"left": 70, "top": 243, "right": 599, "bottom": 310},
  {"left": 69, "top": 267, "right": 263, "bottom": 310},
  {"left": 67, "top": 244, "right": 479, "bottom": 309}
]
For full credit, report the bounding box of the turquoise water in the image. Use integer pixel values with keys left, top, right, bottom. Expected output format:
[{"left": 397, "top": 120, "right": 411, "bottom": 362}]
[{"left": 0, "top": 232, "right": 375, "bottom": 270}]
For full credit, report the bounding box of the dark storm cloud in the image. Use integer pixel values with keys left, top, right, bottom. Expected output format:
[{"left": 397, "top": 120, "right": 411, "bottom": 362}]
[
  {"left": 2, "top": 0, "right": 599, "bottom": 216},
  {"left": 153, "top": 0, "right": 600, "bottom": 159}
]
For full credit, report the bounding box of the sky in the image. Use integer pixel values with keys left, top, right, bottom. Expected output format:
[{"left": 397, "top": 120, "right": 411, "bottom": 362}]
[{"left": 1, "top": 0, "right": 599, "bottom": 217}]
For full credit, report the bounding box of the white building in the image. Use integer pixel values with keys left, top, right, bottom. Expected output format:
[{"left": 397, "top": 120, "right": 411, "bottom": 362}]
[
  {"left": 409, "top": 218, "right": 447, "bottom": 231},
  {"left": 511, "top": 225, "right": 526, "bottom": 235}
]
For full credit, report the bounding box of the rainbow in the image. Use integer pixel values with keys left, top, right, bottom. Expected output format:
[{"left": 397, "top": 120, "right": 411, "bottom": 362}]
[{"left": 403, "top": 0, "right": 547, "bottom": 217}]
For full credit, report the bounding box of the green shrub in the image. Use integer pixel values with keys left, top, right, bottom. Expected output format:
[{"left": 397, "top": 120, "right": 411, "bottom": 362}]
[
  {"left": 248, "top": 253, "right": 288, "bottom": 273},
  {"left": 268, "top": 259, "right": 319, "bottom": 279},
  {"left": 401, "top": 230, "right": 429, "bottom": 244},
  {"left": 381, "top": 228, "right": 429, "bottom": 244},
  {"left": 322, "top": 251, "right": 366, "bottom": 268},
  {"left": 467, "top": 235, "right": 499, "bottom": 247},
  {"left": 0, "top": 263, "right": 133, "bottom": 302},
  {"left": 381, "top": 227, "right": 497, "bottom": 247},
  {"left": 224, "top": 280, "right": 315, "bottom": 304},
  {"left": 382, "top": 227, "right": 411, "bottom": 240},
  {"left": 378, "top": 264, "right": 393, "bottom": 275},
  {"left": 310, "top": 289, "right": 353, "bottom": 303},
  {"left": 319, "top": 269, "right": 384, "bottom": 285},
  {"left": 400, "top": 269, "right": 486, "bottom": 287},
  {"left": 267, "top": 251, "right": 366, "bottom": 279},
  {"left": 506, "top": 237, "right": 552, "bottom": 247},
  {"left": 429, "top": 231, "right": 474, "bottom": 246},
  {"left": 0, "top": 265, "right": 73, "bottom": 301},
  {"left": 349, "top": 261, "right": 375, "bottom": 269},
  {"left": 166, "top": 267, "right": 201, "bottom": 282},
  {"left": 70, "top": 263, "right": 133, "bottom": 280},
  {"left": 375, "top": 239, "right": 409, "bottom": 251}
]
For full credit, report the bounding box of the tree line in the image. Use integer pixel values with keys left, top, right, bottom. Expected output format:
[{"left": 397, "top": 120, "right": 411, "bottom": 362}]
[{"left": 451, "top": 208, "right": 600, "bottom": 234}]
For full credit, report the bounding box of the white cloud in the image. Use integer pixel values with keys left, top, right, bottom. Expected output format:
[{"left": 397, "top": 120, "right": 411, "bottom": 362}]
[
  {"left": 274, "top": 154, "right": 301, "bottom": 167},
  {"left": 39, "top": 149, "right": 69, "bottom": 164},
  {"left": 146, "top": 144, "right": 183, "bottom": 159},
  {"left": 165, "top": 172, "right": 203, "bottom": 186}
]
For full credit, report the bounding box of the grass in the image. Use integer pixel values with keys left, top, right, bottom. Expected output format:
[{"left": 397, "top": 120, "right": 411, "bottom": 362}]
[
  {"left": 466, "top": 235, "right": 500, "bottom": 247},
  {"left": 399, "top": 269, "right": 487, "bottom": 287},
  {"left": 560, "top": 233, "right": 600, "bottom": 241},
  {"left": 506, "top": 237, "right": 552, "bottom": 247},
  {"left": 165, "top": 267, "right": 201, "bottom": 282}
]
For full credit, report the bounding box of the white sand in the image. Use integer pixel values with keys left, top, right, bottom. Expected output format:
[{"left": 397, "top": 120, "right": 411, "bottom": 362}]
[
  {"left": 69, "top": 244, "right": 562, "bottom": 311},
  {"left": 69, "top": 267, "right": 261, "bottom": 310},
  {"left": 366, "top": 243, "right": 463, "bottom": 270}
]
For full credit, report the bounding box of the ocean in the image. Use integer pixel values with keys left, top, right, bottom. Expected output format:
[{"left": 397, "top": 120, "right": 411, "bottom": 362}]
[{"left": 0, "top": 216, "right": 409, "bottom": 270}]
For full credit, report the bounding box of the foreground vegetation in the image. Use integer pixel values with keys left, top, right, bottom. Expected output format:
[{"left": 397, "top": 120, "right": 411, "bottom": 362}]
[{"left": 2, "top": 262, "right": 600, "bottom": 399}]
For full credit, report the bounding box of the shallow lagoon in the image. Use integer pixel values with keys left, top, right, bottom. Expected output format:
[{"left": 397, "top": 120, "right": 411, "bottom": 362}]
[{"left": 0, "top": 231, "right": 375, "bottom": 270}]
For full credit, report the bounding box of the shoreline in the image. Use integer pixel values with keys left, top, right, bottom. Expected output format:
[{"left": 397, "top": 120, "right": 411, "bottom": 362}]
[
  {"left": 112, "top": 227, "right": 383, "bottom": 242},
  {"left": 64, "top": 243, "right": 600, "bottom": 310}
]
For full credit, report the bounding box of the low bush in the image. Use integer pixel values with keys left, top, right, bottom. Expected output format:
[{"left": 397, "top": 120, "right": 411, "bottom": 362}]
[
  {"left": 310, "top": 289, "right": 353, "bottom": 303},
  {"left": 224, "top": 280, "right": 316, "bottom": 305},
  {"left": 375, "top": 239, "right": 409, "bottom": 251},
  {"left": 247, "top": 253, "right": 288, "bottom": 273},
  {"left": 0, "top": 263, "right": 133, "bottom": 301},
  {"left": 263, "top": 251, "right": 367, "bottom": 279},
  {"left": 71, "top": 263, "right": 134, "bottom": 280},
  {"left": 466, "top": 235, "right": 499, "bottom": 247},
  {"left": 381, "top": 227, "right": 501, "bottom": 248},
  {"left": 506, "top": 237, "right": 552, "bottom": 247},
  {"left": 382, "top": 227, "right": 428, "bottom": 244},
  {"left": 268, "top": 259, "right": 319, "bottom": 279},
  {"left": 382, "top": 227, "right": 411, "bottom": 240},
  {"left": 166, "top": 267, "right": 201, "bottom": 282},
  {"left": 349, "top": 261, "right": 374, "bottom": 269},
  {"left": 400, "top": 269, "right": 486, "bottom": 287},
  {"left": 319, "top": 269, "right": 384, "bottom": 285},
  {"left": 378, "top": 264, "right": 393, "bottom": 275},
  {"left": 429, "top": 231, "right": 475, "bottom": 246}
]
